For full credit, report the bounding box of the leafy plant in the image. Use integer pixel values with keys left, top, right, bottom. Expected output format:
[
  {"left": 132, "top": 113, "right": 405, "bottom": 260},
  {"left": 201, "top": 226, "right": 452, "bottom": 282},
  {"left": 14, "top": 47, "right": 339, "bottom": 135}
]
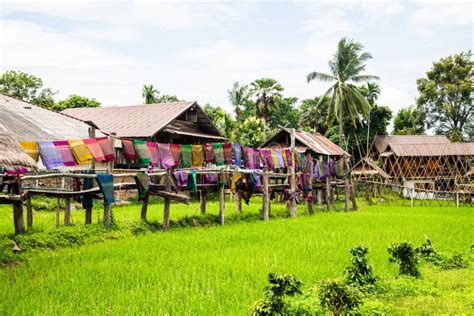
[
  {"left": 388, "top": 242, "right": 420, "bottom": 277},
  {"left": 416, "top": 237, "right": 468, "bottom": 270},
  {"left": 252, "top": 273, "right": 303, "bottom": 315},
  {"left": 415, "top": 237, "right": 441, "bottom": 263},
  {"left": 318, "top": 279, "right": 361, "bottom": 316},
  {"left": 345, "top": 246, "right": 377, "bottom": 288}
]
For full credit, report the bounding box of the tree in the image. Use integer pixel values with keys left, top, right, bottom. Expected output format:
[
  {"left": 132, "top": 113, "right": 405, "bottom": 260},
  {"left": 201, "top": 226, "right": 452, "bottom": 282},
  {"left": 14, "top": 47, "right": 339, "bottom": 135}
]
[
  {"left": 416, "top": 51, "right": 473, "bottom": 142},
  {"left": 393, "top": 106, "right": 426, "bottom": 135},
  {"left": 54, "top": 94, "right": 100, "bottom": 111},
  {"left": 203, "top": 103, "right": 236, "bottom": 140},
  {"left": 228, "top": 82, "right": 250, "bottom": 142},
  {"left": 0, "top": 70, "right": 57, "bottom": 108},
  {"left": 240, "top": 117, "right": 265, "bottom": 147},
  {"left": 307, "top": 38, "right": 379, "bottom": 148},
  {"left": 359, "top": 82, "right": 381, "bottom": 155},
  {"left": 156, "top": 94, "right": 182, "bottom": 103},
  {"left": 142, "top": 84, "right": 159, "bottom": 104},
  {"left": 318, "top": 279, "right": 361, "bottom": 316},
  {"left": 250, "top": 78, "right": 284, "bottom": 138},
  {"left": 299, "top": 96, "right": 331, "bottom": 134},
  {"left": 268, "top": 96, "right": 300, "bottom": 131}
]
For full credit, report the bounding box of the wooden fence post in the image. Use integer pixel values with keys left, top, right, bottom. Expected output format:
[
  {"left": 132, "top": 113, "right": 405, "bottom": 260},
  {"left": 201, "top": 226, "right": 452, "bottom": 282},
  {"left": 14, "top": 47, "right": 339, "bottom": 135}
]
[
  {"left": 317, "top": 188, "right": 323, "bottom": 210},
  {"left": 12, "top": 180, "right": 25, "bottom": 234},
  {"left": 219, "top": 170, "right": 225, "bottom": 225},
  {"left": 288, "top": 128, "right": 297, "bottom": 218},
  {"left": 163, "top": 169, "right": 171, "bottom": 230},
  {"left": 200, "top": 190, "right": 206, "bottom": 215},
  {"left": 103, "top": 203, "right": 111, "bottom": 228},
  {"left": 344, "top": 178, "right": 350, "bottom": 212},
  {"left": 56, "top": 198, "right": 60, "bottom": 227},
  {"left": 262, "top": 168, "right": 269, "bottom": 221},
  {"left": 235, "top": 191, "right": 242, "bottom": 214},
  {"left": 26, "top": 193, "right": 33, "bottom": 229},
  {"left": 141, "top": 193, "right": 149, "bottom": 221},
  {"left": 307, "top": 154, "right": 314, "bottom": 215},
  {"left": 64, "top": 197, "right": 71, "bottom": 225},
  {"left": 325, "top": 176, "right": 331, "bottom": 211},
  {"left": 85, "top": 206, "right": 92, "bottom": 225}
]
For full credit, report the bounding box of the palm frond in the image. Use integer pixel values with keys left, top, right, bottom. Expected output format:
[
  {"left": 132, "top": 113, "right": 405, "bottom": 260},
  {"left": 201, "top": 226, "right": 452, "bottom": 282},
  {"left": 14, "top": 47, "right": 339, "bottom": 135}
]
[
  {"left": 350, "top": 75, "right": 380, "bottom": 82},
  {"left": 306, "top": 71, "right": 335, "bottom": 83}
]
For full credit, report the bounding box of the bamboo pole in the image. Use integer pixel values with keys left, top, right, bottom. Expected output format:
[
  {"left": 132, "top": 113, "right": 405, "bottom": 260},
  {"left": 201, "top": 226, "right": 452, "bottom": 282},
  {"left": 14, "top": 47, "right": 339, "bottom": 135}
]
[
  {"left": 64, "top": 197, "right": 71, "bottom": 225},
  {"left": 163, "top": 169, "right": 171, "bottom": 230},
  {"left": 288, "top": 128, "right": 297, "bottom": 218},
  {"left": 262, "top": 168, "right": 269, "bottom": 221}
]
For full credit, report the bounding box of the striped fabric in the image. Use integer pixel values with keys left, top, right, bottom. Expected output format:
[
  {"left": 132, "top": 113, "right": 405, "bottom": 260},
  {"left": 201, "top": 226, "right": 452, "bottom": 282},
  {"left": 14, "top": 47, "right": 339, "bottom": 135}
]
[
  {"left": 212, "top": 143, "right": 224, "bottom": 166},
  {"left": 38, "top": 141, "right": 64, "bottom": 170},
  {"left": 133, "top": 139, "right": 151, "bottom": 167},
  {"left": 181, "top": 144, "right": 192, "bottom": 168},
  {"left": 191, "top": 144, "right": 204, "bottom": 167},
  {"left": 97, "top": 137, "right": 115, "bottom": 162},
  {"left": 203, "top": 144, "right": 215, "bottom": 163},
  {"left": 19, "top": 141, "right": 40, "bottom": 162},
  {"left": 146, "top": 142, "right": 160, "bottom": 167},
  {"left": 53, "top": 140, "right": 76, "bottom": 166},
  {"left": 83, "top": 138, "right": 106, "bottom": 162},
  {"left": 170, "top": 144, "right": 182, "bottom": 167},
  {"left": 222, "top": 143, "right": 233, "bottom": 165},
  {"left": 68, "top": 139, "right": 93, "bottom": 165},
  {"left": 158, "top": 143, "right": 175, "bottom": 169}
]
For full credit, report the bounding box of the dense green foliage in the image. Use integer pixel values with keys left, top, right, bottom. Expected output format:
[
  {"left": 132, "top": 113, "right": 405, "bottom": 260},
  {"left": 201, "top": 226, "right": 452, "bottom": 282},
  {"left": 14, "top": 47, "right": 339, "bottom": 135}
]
[
  {"left": 54, "top": 94, "right": 100, "bottom": 111},
  {"left": 318, "top": 279, "right": 362, "bottom": 315},
  {"left": 142, "top": 84, "right": 182, "bottom": 104},
  {"left": 388, "top": 242, "right": 420, "bottom": 277},
  {"left": 416, "top": 51, "right": 473, "bottom": 141},
  {"left": 345, "top": 246, "right": 377, "bottom": 288},
  {"left": 393, "top": 105, "right": 426, "bottom": 135}
]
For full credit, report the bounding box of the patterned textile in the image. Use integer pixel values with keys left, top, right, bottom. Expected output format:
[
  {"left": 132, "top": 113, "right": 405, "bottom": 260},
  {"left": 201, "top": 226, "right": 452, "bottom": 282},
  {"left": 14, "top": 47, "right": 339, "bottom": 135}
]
[
  {"left": 133, "top": 139, "right": 151, "bottom": 167},
  {"left": 275, "top": 149, "right": 285, "bottom": 168},
  {"left": 313, "top": 160, "right": 321, "bottom": 179},
  {"left": 173, "top": 169, "right": 189, "bottom": 190},
  {"left": 19, "top": 141, "right": 39, "bottom": 162},
  {"left": 157, "top": 143, "right": 175, "bottom": 169},
  {"left": 284, "top": 148, "right": 293, "bottom": 167},
  {"left": 170, "top": 144, "right": 182, "bottom": 167},
  {"left": 329, "top": 159, "right": 336, "bottom": 177},
  {"left": 53, "top": 140, "right": 76, "bottom": 167},
  {"left": 323, "top": 160, "right": 331, "bottom": 177},
  {"left": 203, "top": 144, "right": 215, "bottom": 163},
  {"left": 212, "top": 143, "right": 224, "bottom": 166},
  {"left": 299, "top": 153, "right": 306, "bottom": 171},
  {"left": 337, "top": 159, "right": 344, "bottom": 177},
  {"left": 191, "top": 145, "right": 204, "bottom": 167},
  {"left": 135, "top": 173, "right": 149, "bottom": 200},
  {"left": 146, "top": 142, "right": 160, "bottom": 167},
  {"left": 83, "top": 138, "right": 106, "bottom": 162},
  {"left": 305, "top": 154, "right": 313, "bottom": 173},
  {"left": 181, "top": 144, "right": 192, "bottom": 168},
  {"left": 259, "top": 149, "right": 274, "bottom": 171},
  {"left": 233, "top": 144, "right": 242, "bottom": 167},
  {"left": 271, "top": 150, "right": 280, "bottom": 169},
  {"left": 81, "top": 176, "right": 94, "bottom": 209},
  {"left": 298, "top": 172, "right": 310, "bottom": 192},
  {"left": 245, "top": 147, "right": 258, "bottom": 169},
  {"left": 188, "top": 169, "right": 198, "bottom": 192},
  {"left": 121, "top": 139, "right": 137, "bottom": 161},
  {"left": 96, "top": 173, "right": 115, "bottom": 205},
  {"left": 222, "top": 143, "right": 233, "bottom": 165},
  {"left": 97, "top": 137, "right": 115, "bottom": 162},
  {"left": 230, "top": 171, "right": 241, "bottom": 193},
  {"left": 250, "top": 171, "right": 262, "bottom": 191},
  {"left": 38, "top": 141, "right": 64, "bottom": 170},
  {"left": 68, "top": 139, "right": 93, "bottom": 165}
]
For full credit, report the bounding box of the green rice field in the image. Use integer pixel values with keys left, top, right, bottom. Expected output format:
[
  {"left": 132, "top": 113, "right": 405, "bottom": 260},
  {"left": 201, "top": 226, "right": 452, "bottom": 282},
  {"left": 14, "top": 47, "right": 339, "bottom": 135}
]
[{"left": 0, "top": 198, "right": 473, "bottom": 314}]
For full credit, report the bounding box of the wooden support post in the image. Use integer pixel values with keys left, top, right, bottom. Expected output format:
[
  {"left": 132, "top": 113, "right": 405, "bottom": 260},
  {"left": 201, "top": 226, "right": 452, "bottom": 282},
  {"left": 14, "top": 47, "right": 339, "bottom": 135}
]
[
  {"left": 325, "top": 177, "right": 331, "bottom": 211},
  {"left": 288, "top": 128, "right": 297, "bottom": 218},
  {"left": 200, "top": 190, "right": 206, "bottom": 215},
  {"left": 64, "top": 197, "right": 71, "bottom": 225},
  {"left": 219, "top": 170, "right": 225, "bottom": 225},
  {"left": 88, "top": 127, "right": 96, "bottom": 171},
  {"left": 56, "top": 198, "right": 60, "bottom": 227},
  {"left": 85, "top": 206, "right": 92, "bottom": 224},
  {"left": 103, "top": 203, "right": 111, "bottom": 228},
  {"left": 365, "top": 182, "right": 370, "bottom": 202},
  {"left": 141, "top": 193, "right": 149, "bottom": 221},
  {"left": 410, "top": 187, "right": 414, "bottom": 207},
  {"left": 317, "top": 188, "right": 323, "bottom": 210},
  {"left": 235, "top": 191, "right": 242, "bottom": 214},
  {"left": 262, "top": 168, "right": 269, "bottom": 221},
  {"left": 307, "top": 154, "right": 314, "bottom": 215},
  {"left": 456, "top": 192, "right": 459, "bottom": 208},
  {"left": 163, "top": 169, "right": 171, "bottom": 230},
  {"left": 344, "top": 178, "right": 350, "bottom": 212},
  {"left": 13, "top": 202, "right": 25, "bottom": 235},
  {"left": 108, "top": 133, "right": 116, "bottom": 174},
  {"left": 26, "top": 193, "right": 33, "bottom": 229}
]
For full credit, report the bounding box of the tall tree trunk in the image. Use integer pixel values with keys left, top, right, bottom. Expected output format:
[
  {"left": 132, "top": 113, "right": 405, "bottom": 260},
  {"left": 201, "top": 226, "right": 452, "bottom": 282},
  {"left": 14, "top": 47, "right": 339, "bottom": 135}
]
[
  {"left": 235, "top": 106, "right": 241, "bottom": 143},
  {"left": 338, "top": 106, "right": 344, "bottom": 148}
]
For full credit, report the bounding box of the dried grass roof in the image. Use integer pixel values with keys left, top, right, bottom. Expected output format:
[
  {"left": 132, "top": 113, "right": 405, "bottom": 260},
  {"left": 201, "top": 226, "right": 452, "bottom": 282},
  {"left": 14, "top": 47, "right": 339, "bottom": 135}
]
[{"left": 0, "top": 123, "right": 37, "bottom": 170}]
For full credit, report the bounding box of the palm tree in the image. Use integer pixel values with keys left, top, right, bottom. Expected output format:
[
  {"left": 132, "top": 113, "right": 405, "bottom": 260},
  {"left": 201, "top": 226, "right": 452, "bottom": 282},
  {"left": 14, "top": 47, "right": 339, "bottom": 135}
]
[
  {"left": 359, "top": 82, "right": 381, "bottom": 155},
  {"left": 306, "top": 38, "right": 379, "bottom": 148},
  {"left": 250, "top": 78, "right": 284, "bottom": 138},
  {"left": 142, "top": 84, "right": 159, "bottom": 104},
  {"left": 227, "top": 82, "right": 250, "bottom": 142}
]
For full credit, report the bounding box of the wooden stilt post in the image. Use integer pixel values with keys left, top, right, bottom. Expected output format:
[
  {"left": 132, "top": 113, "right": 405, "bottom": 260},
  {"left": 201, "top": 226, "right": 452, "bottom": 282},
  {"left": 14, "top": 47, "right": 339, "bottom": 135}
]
[
  {"left": 85, "top": 206, "right": 92, "bottom": 224},
  {"left": 86, "top": 126, "right": 98, "bottom": 225},
  {"left": 410, "top": 187, "right": 414, "bottom": 208},
  {"left": 219, "top": 170, "right": 225, "bottom": 225},
  {"left": 108, "top": 133, "right": 116, "bottom": 174},
  {"left": 26, "top": 193, "right": 33, "bottom": 229},
  {"left": 163, "top": 169, "right": 171, "bottom": 230},
  {"left": 288, "top": 128, "right": 297, "bottom": 218},
  {"left": 365, "top": 182, "right": 370, "bottom": 202},
  {"left": 56, "top": 198, "right": 60, "bottom": 227},
  {"left": 326, "top": 177, "right": 331, "bottom": 211},
  {"left": 344, "top": 178, "right": 350, "bottom": 212},
  {"left": 141, "top": 193, "right": 149, "bottom": 221},
  {"left": 200, "top": 190, "right": 206, "bottom": 215},
  {"left": 235, "top": 191, "right": 242, "bottom": 214},
  {"left": 64, "top": 197, "right": 71, "bottom": 225},
  {"left": 12, "top": 179, "right": 25, "bottom": 234},
  {"left": 307, "top": 154, "right": 314, "bottom": 215},
  {"left": 317, "top": 188, "right": 323, "bottom": 210},
  {"left": 103, "top": 203, "right": 111, "bottom": 228},
  {"left": 262, "top": 168, "right": 269, "bottom": 221}
]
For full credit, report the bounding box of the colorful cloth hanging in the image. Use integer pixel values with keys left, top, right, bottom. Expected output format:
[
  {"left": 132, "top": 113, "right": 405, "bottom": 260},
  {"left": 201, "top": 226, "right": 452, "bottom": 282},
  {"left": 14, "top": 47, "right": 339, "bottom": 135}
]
[
  {"left": 97, "top": 137, "right": 115, "bottom": 162},
  {"left": 135, "top": 173, "right": 149, "bottom": 200},
  {"left": 83, "top": 138, "right": 106, "bottom": 162},
  {"left": 233, "top": 144, "right": 242, "bottom": 167},
  {"left": 146, "top": 142, "right": 160, "bottom": 167},
  {"left": 213, "top": 143, "right": 224, "bottom": 166},
  {"left": 19, "top": 141, "right": 39, "bottom": 162},
  {"left": 245, "top": 147, "right": 255, "bottom": 169},
  {"left": 133, "top": 139, "right": 151, "bottom": 167},
  {"left": 191, "top": 145, "right": 204, "bottom": 167},
  {"left": 329, "top": 159, "right": 336, "bottom": 177},
  {"left": 299, "top": 153, "right": 306, "bottom": 172},
  {"left": 181, "top": 144, "right": 192, "bottom": 168},
  {"left": 284, "top": 148, "right": 293, "bottom": 167},
  {"left": 337, "top": 159, "right": 344, "bottom": 177},
  {"left": 313, "top": 160, "right": 321, "bottom": 179},
  {"left": 188, "top": 169, "right": 198, "bottom": 192},
  {"left": 271, "top": 150, "right": 280, "bottom": 169},
  {"left": 52, "top": 140, "right": 76, "bottom": 167},
  {"left": 170, "top": 144, "right": 182, "bottom": 167},
  {"left": 121, "top": 139, "right": 137, "bottom": 161},
  {"left": 251, "top": 170, "right": 262, "bottom": 191},
  {"left": 69, "top": 139, "right": 93, "bottom": 165},
  {"left": 96, "top": 173, "right": 115, "bottom": 205},
  {"left": 158, "top": 143, "right": 175, "bottom": 169},
  {"left": 298, "top": 172, "right": 310, "bottom": 192},
  {"left": 294, "top": 152, "right": 301, "bottom": 171},
  {"left": 203, "top": 144, "right": 215, "bottom": 163},
  {"left": 260, "top": 149, "right": 274, "bottom": 171},
  {"left": 275, "top": 149, "right": 285, "bottom": 168},
  {"left": 230, "top": 171, "right": 241, "bottom": 193},
  {"left": 324, "top": 160, "right": 331, "bottom": 177},
  {"left": 38, "top": 141, "right": 64, "bottom": 170},
  {"left": 222, "top": 143, "right": 233, "bottom": 165},
  {"left": 173, "top": 169, "right": 189, "bottom": 190}
]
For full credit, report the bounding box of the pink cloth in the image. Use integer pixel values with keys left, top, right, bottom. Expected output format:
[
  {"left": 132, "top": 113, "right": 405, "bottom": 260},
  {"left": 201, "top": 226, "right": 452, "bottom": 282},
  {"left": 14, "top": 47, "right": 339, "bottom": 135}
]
[{"left": 158, "top": 143, "right": 175, "bottom": 169}]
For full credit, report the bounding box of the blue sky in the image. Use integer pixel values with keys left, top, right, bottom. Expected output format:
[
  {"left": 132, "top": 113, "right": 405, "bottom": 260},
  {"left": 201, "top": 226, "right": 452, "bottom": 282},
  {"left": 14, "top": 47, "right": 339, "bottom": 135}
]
[{"left": 1, "top": 1, "right": 472, "bottom": 126}]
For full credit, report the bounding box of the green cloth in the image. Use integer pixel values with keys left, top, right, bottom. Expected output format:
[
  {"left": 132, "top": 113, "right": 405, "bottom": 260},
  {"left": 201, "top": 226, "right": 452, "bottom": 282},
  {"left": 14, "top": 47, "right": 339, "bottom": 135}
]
[
  {"left": 135, "top": 173, "right": 149, "bottom": 200},
  {"left": 181, "top": 144, "right": 192, "bottom": 168},
  {"left": 133, "top": 139, "right": 151, "bottom": 167},
  {"left": 213, "top": 143, "right": 224, "bottom": 166},
  {"left": 188, "top": 169, "right": 198, "bottom": 193}
]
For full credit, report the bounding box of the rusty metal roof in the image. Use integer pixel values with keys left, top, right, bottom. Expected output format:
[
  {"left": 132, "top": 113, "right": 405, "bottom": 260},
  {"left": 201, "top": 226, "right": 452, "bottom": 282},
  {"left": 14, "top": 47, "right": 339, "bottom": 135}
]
[
  {"left": 387, "top": 142, "right": 474, "bottom": 157},
  {"left": 62, "top": 102, "right": 223, "bottom": 139},
  {"left": 260, "top": 128, "right": 349, "bottom": 156},
  {"left": 373, "top": 135, "right": 450, "bottom": 154}
]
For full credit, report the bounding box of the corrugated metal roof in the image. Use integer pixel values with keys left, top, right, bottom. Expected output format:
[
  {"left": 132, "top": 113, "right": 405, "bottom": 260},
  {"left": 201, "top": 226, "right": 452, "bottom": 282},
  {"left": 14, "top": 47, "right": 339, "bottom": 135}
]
[
  {"left": 0, "top": 93, "right": 97, "bottom": 141},
  {"left": 164, "top": 128, "right": 227, "bottom": 141},
  {"left": 387, "top": 142, "right": 474, "bottom": 157},
  {"left": 62, "top": 102, "right": 222, "bottom": 138},
  {"left": 373, "top": 135, "right": 450, "bottom": 154}
]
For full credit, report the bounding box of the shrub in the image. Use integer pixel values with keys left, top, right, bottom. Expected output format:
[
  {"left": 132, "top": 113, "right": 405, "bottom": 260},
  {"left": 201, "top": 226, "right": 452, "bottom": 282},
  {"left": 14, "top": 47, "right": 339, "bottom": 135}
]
[
  {"left": 345, "top": 246, "right": 376, "bottom": 288},
  {"left": 439, "top": 253, "right": 468, "bottom": 270},
  {"left": 416, "top": 237, "right": 468, "bottom": 270},
  {"left": 252, "top": 273, "right": 303, "bottom": 315},
  {"left": 318, "top": 279, "right": 361, "bottom": 316},
  {"left": 388, "top": 242, "right": 420, "bottom": 277}
]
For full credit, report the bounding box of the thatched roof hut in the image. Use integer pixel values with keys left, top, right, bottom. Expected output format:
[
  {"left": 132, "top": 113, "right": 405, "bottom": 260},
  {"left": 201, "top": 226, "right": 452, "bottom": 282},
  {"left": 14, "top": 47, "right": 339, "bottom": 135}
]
[{"left": 0, "top": 123, "right": 37, "bottom": 170}]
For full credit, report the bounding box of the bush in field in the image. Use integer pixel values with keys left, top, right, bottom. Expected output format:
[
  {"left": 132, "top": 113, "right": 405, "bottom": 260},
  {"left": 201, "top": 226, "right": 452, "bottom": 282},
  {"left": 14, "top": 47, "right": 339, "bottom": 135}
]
[
  {"left": 388, "top": 242, "right": 420, "bottom": 277},
  {"left": 318, "top": 279, "right": 361, "bottom": 316},
  {"left": 345, "top": 246, "right": 376, "bottom": 289},
  {"left": 252, "top": 273, "right": 303, "bottom": 315},
  {"left": 416, "top": 237, "right": 468, "bottom": 270}
]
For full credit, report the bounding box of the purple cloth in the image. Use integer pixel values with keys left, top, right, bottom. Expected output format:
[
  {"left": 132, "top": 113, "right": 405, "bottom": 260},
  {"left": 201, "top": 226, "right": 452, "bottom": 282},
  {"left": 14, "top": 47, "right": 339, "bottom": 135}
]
[
  {"left": 158, "top": 143, "right": 175, "bottom": 169},
  {"left": 329, "top": 159, "right": 336, "bottom": 177},
  {"left": 234, "top": 144, "right": 242, "bottom": 167},
  {"left": 245, "top": 147, "right": 255, "bottom": 169},
  {"left": 275, "top": 149, "right": 285, "bottom": 168},
  {"left": 173, "top": 169, "right": 188, "bottom": 190},
  {"left": 203, "top": 174, "right": 218, "bottom": 184},
  {"left": 260, "top": 149, "right": 274, "bottom": 171},
  {"left": 284, "top": 148, "right": 293, "bottom": 167},
  {"left": 38, "top": 141, "right": 64, "bottom": 170}
]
